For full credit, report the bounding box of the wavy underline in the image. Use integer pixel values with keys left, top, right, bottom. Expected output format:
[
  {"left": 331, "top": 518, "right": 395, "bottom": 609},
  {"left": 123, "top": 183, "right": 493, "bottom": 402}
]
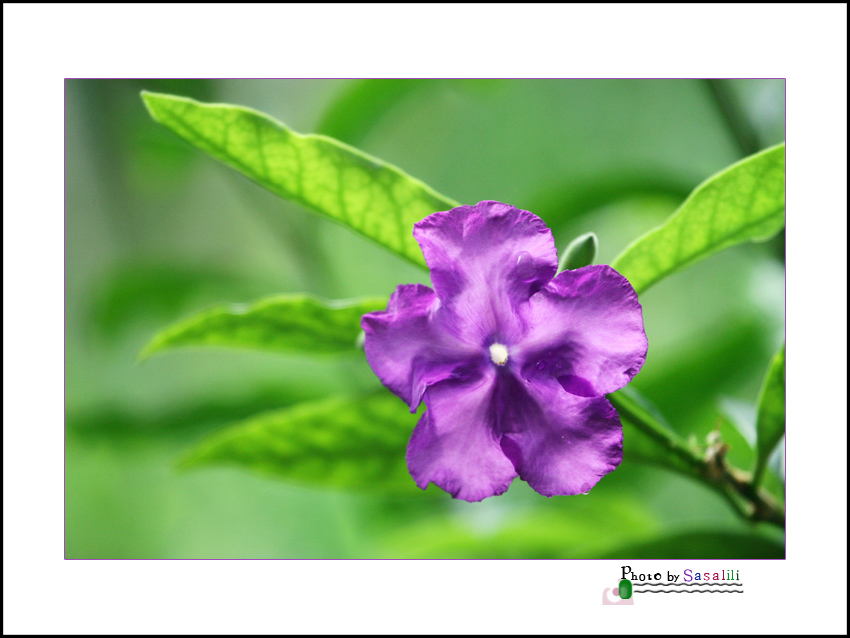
[
  {"left": 634, "top": 590, "right": 744, "bottom": 593},
  {"left": 632, "top": 582, "right": 742, "bottom": 586}
]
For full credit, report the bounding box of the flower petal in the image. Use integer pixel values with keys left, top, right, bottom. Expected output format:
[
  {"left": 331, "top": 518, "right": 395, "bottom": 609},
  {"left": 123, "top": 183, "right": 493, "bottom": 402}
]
[
  {"left": 518, "top": 265, "right": 647, "bottom": 396},
  {"left": 498, "top": 375, "right": 623, "bottom": 496},
  {"left": 406, "top": 371, "right": 518, "bottom": 502},
  {"left": 413, "top": 201, "right": 558, "bottom": 345},
  {"left": 362, "top": 284, "right": 481, "bottom": 411}
]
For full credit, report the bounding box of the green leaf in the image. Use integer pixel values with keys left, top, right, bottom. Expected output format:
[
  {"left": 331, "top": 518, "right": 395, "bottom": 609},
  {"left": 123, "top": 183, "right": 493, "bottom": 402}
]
[
  {"left": 140, "top": 294, "right": 386, "bottom": 360},
  {"left": 141, "top": 91, "right": 458, "bottom": 268},
  {"left": 753, "top": 343, "right": 785, "bottom": 485},
  {"left": 612, "top": 143, "right": 785, "bottom": 293},
  {"left": 179, "top": 391, "right": 419, "bottom": 493}
]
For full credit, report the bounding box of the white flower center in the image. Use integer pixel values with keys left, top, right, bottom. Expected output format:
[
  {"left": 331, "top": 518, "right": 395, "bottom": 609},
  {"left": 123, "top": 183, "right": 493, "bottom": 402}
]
[{"left": 489, "top": 343, "right": 509, "bottom": 366}]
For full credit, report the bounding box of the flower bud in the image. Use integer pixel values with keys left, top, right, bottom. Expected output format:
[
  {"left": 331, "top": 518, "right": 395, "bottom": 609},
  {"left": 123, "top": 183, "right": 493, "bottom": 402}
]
[{"left": 558, "top": 232, "right": 598, "bottom": 271}]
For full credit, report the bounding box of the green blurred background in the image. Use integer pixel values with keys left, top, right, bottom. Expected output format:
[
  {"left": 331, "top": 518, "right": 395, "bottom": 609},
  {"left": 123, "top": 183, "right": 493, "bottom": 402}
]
[{"left": 65, "top": 79, "right": 785, "bottom": 558}]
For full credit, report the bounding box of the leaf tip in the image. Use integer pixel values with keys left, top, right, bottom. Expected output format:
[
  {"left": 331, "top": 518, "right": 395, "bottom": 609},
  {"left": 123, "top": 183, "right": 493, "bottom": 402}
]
[
  {"left": 139, "top": 89, "right": 161, "bottom": 116},
  {"left": 140, "top": 90, "right": 182, "bottom": 122}
]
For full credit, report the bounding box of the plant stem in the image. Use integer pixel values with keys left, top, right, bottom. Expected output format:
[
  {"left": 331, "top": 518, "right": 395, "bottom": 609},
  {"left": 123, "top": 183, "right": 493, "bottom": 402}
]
[{"left": 609, "top": 392, "right": 785, "bottom": 530}]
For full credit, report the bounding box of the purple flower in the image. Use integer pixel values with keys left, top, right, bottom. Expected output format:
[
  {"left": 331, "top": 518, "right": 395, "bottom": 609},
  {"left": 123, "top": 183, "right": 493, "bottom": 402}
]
[{"left": 361, "top": 201, "right": 647, "bottom": 501}]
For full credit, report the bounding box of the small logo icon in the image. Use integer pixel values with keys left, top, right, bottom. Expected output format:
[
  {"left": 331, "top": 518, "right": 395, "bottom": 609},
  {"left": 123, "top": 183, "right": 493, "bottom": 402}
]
[{"left": 602, "top": 579, "right": 634, "bottom": 605}]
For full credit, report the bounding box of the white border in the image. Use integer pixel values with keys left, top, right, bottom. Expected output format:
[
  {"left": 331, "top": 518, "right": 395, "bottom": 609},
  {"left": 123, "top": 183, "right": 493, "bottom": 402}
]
[{"left": 5, "top": 3, "right": 847, "bottom": 634}]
